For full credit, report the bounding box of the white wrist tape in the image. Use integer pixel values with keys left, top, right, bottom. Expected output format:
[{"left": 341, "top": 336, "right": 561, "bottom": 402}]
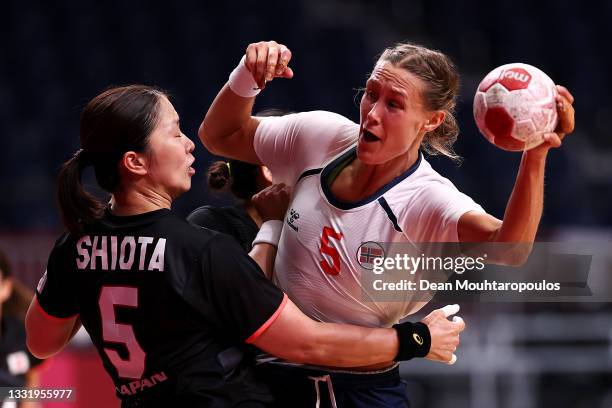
[
  {"left": 228, "top": 55, "right": 261, "bottom": 98},
  {"left": 252, "top": 220, "right": 283, "bottom": 248}
]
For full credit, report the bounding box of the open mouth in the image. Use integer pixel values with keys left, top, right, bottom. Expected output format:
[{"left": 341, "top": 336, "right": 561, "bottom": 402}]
[
  {"left": 362, "top": 130, "right": 381, "bottom": 143},
  {"left": 187, "top": 158, "right": 196, "bottom": 175}
]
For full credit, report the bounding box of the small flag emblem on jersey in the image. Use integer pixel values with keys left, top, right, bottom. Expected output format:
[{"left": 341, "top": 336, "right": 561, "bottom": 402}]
[{"left": 356, "top": 241, "right": 385, "bottom": 270}]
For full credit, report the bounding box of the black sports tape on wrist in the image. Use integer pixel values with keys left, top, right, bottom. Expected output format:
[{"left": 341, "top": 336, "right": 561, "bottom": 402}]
[{"left": 392, "top": 321, "right": 431, "bottom": 361}]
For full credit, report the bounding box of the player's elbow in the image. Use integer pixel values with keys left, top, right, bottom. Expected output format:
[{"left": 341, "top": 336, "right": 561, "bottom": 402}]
[
  {"left": 494, "top": 243, "right": 533, "bottom": 267},
  {"left": 25, "top": 321, "right": 60, "bottom": 359},
  {"left": 26, "top": 341, "right": 48, "bottom": 360},
  {"left": 504, "top": 252, "right": 529, "bottom": 267},
  {"left": 198, "top": 122, "right": 222, "bottom": 155},
  {"left": 25, "top": 301, "right": 75, "bottom": 359},
  {"left": 25, "top": 307, "right": 50, "bottom": 359},
  {"left": 26, "top": 332, "right": 57, "bottom": 360}
]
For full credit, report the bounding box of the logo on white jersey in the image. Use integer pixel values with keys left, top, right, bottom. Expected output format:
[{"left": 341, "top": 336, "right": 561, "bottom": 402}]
[
  {"left": 356, "top": 241, "right": 385, "bottom": 270},
  {"left": 286, "top": 209, "right": 300, "bottom": 232}
]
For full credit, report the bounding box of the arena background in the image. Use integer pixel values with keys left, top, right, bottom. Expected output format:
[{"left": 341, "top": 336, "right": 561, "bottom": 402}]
[{"left": 0, "top": 0, "right": 611, "bottom": 407}]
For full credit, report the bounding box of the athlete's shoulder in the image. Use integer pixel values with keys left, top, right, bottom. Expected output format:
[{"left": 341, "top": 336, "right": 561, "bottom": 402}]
[
  {"left": 303, "top": 110, "right": 358, "bottom": 126},
  {"left": 389, "top": 156, "right": 481, "bottom": 218},
  {"left": 257, "top": 110, "right": 358, "bottom": 143},
  {"left": 187, "top": 205, "right": 219, "bottom": 222},
  {"left": 187, "top": 205, "right": 234, "bottom": 229},
  {"left": 47, "top": 232, "right": 75, "bottom": 259},
  {"left": 259, "top": 110, "right": 356, "bottom": 126},
  {"left": 255, "top": 110, "right": 358, "bottom": 186},
  {"left": 394, "top": 156, "right": 461, "bottom": 193},
  {"left": 53, "top": 232, "right": 71, "bottom": 247},
  {"left": 158, "top": 211, "right": 221, "bottom": 249},
  {"left": 383, "top": 156, "right": 472, "bottom": 215}
]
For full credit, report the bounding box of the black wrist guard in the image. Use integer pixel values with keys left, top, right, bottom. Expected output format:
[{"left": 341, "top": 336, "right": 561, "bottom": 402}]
[{"left": 392, "top": 321, "right": 431, "bottom": 361}]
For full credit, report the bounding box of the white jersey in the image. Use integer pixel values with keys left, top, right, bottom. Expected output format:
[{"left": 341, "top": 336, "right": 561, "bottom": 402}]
[{"left": 254, "top": 111, "right": 485, "bottom": 327}]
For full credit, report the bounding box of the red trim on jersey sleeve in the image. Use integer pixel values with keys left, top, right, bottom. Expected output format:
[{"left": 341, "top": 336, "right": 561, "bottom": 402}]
[
  {"left": 34, "top": 295, "right": 78, "bottom": 321},
  {"left": 245, "top": 294, "right": 288, "bottom": 344}
]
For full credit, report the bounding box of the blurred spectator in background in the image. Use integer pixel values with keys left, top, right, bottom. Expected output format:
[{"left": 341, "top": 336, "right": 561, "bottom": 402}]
[{"left": 0, "top": 249, "right": 43, "bottom": 407}]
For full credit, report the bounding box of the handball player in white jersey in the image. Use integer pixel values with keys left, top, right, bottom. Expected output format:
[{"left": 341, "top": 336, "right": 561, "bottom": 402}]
[{"left": 200, "top": 41, "right": 575, "bottom": 407}]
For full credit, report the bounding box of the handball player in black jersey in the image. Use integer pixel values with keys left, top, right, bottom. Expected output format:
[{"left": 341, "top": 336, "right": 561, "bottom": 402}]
[{"left": 24, "top": 85, "right": 463, "bottom": 407}]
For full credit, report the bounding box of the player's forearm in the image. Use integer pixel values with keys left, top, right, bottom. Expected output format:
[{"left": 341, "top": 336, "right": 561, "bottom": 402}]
[
  {"left": 248, "top": 243, "right": 276, "bottom": 279},
  {"left": 199, "top": 83, "right": 255, "bottom": 154},
  {"left": 254, "top": 300, "right": 397, "bottom": 366},
  {"left": 295, "top": 322, "right": 398, "bottom": 367},
  {"left": 495, "top": 150, "right": 547, "bottom": 244},
  {"left": 254, "top": 301, "right": 431, "bottom": 367}
]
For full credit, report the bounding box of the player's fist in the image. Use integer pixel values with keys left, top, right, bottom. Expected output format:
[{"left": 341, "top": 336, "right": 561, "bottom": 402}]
[
  {"left": 531, "top": 85, "right": 575, "bottom": 153},
  {"left": 245, "top": 41, "right": 294, "bottom": 89},
  {"left": 252, "top": 183, "right": 292, "bottom": 222},
  {"left": 554, "top": 85, "right": 575, "bottom": 137},
  {"left": 421, "top": 304, "right": 465, "bottom": 365}
]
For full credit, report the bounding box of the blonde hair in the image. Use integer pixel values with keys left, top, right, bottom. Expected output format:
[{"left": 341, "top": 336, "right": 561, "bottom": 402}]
[{"left": 378, "top": 42, "right": 461, "bottom": 162}]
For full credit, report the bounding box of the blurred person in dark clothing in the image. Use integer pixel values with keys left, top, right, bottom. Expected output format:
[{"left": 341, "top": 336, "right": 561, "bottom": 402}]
[{"left": 0, "top": 250, "right": 43, "bottom": 407}]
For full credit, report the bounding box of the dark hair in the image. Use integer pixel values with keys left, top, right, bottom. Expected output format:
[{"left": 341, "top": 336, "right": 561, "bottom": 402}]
[
  {"left": 378, "top": 42, "right": 461, "bottom": 161},
  {"left": 207, "top": 160, "right": 260, "bottom": 200},
  {"left": 57, "top": 85, "right": 167, "bottom": 234}
]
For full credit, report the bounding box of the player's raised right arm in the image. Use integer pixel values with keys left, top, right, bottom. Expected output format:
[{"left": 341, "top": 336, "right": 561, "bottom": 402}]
[{"left": 199, "top": 41, "right": 293, "bottom": 164}]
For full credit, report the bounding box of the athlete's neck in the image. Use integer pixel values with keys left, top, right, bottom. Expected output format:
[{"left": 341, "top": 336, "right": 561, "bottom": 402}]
[
  {"left": 110, "top": 187, "right": 172, "bottom": 216},
  {"left": 331, "top": 149, "right": 420, "bottom": 202}
]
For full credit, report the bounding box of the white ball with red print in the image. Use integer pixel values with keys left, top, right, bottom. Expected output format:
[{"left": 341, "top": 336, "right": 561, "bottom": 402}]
[{"left": 473, "top": 63, "right": 558, "bottom": 151}]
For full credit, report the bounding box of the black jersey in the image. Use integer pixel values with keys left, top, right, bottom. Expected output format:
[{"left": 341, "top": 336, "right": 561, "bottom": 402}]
[
  {"left": 188, "top": 206, "right": 258, "bottom": 252},
  {"left": 0, "top": 316, "right": 43, "bottom": 387},
  {"left": 36, "top": 209, "right": 287, "bottom": 407}
]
